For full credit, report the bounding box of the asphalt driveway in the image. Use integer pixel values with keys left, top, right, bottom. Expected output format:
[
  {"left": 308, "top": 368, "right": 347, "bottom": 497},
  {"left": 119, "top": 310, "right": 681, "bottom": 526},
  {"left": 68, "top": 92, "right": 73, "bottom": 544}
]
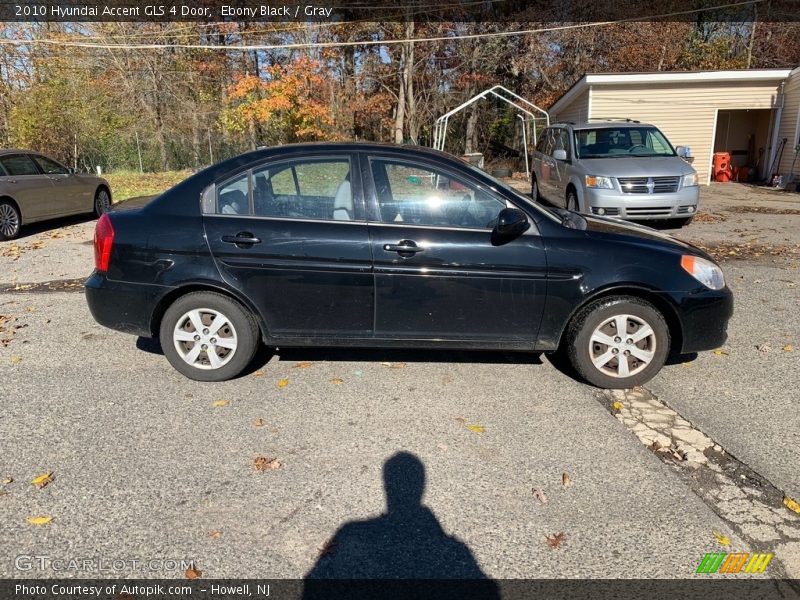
[{"left": 0, "top": 183, "right": 798, "bottom": 580}]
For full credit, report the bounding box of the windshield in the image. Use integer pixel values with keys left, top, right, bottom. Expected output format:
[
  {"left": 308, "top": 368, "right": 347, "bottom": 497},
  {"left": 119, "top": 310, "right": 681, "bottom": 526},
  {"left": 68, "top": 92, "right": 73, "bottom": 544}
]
[{"left": 574, "top": 126, "right": 676, "bottom": 158}]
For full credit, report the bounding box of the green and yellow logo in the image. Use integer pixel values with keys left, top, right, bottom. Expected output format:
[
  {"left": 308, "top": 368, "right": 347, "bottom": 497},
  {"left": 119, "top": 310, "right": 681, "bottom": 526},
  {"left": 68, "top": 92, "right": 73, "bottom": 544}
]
[{"left": 696, "top": 552, "right": 773, "bottom": 574}]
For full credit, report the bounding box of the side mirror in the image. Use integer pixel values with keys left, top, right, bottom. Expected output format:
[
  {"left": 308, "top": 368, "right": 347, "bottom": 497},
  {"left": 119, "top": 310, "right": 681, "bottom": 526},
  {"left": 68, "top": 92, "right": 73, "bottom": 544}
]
[
  {"left": 494, "top": 208, "right": 530, "bottom": 237},
  {"left": 552, "top": 149, "right": 568, "bottom": 161},
  {"left": 676, "top": 146, "right": 694, "bottom": 164}
]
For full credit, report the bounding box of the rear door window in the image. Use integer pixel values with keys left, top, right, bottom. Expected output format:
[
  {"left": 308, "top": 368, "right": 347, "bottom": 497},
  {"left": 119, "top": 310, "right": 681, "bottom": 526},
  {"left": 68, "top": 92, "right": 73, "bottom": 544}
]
[{"left": 0, "top": 154, "right": 40, "bottom": 176}]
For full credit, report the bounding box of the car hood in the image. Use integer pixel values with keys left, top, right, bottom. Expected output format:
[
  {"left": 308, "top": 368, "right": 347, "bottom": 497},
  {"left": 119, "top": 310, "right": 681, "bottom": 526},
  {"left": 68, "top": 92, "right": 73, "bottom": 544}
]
[
  {"left": 577, "top": 156, "right": 695, "bottom": 178},
  {"left": 581, "top": 214, "right": 708, "bottom": 254}
]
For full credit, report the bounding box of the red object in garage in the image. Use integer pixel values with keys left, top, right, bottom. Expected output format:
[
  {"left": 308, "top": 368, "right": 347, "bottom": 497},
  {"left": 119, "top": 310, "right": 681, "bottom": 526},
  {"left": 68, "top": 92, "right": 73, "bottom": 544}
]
[{"left": 713, "top": 152, "right": 733, "bottom": 182}]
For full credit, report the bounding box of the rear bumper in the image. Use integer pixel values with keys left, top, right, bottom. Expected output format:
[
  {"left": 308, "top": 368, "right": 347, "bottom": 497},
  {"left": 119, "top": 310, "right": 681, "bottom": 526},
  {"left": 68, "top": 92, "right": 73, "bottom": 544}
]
[
  {"left": 675, "top": 287, "right": 734, "bottom": 354},
  {"left": 584, "top": 186, "right": 699, "bottom": 220},
  {"left": 84, "top": 271, "right": 166, "bottom": 338}
]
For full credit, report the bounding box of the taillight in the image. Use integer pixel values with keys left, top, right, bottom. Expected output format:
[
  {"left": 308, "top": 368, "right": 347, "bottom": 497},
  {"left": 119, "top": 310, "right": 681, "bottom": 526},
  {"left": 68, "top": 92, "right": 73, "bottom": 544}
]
[{"left": 94, "top": 213, "right": 114, "bottom": 272}]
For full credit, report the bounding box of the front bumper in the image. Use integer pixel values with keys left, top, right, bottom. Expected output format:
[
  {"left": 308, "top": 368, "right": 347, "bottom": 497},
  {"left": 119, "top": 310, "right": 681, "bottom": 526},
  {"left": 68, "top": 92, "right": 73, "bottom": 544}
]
[
  {"left": 674, "top": 286, "right": 734, "bottom": 354},
  {"left": 584, "top": 185, "right": 700, "bottom": 220},
  {"left": 85, "top": 271, "right": 166, "bottom": 338}
]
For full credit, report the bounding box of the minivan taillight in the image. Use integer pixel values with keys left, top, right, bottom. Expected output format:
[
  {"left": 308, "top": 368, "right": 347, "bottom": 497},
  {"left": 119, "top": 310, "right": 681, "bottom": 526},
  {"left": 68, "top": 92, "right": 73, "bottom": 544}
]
[{"left": 94, "top": 213, "right": 114, "bottom": 272}]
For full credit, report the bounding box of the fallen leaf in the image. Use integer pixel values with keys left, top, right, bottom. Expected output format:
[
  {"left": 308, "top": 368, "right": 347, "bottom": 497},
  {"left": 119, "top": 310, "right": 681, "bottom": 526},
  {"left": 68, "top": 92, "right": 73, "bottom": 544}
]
[
  {"left": 31, "top": 472, "right": 53, "bottom": 489},
  {"left": 455, "top": 417, "right": 466, "bottom": 425},
  {"left": 682, "top": 362, "right": 692, "bottom": 368},
  {"left": 387, "top": 362, "right": 406, "bottom": 369},
  {"left": 277, "top": 378, "right": 289, "bottom": 389},
  {"left": 465, "top": 423, "right": 485, "bottom": 434},
  {"left": 532, "top": 488, "right": 548, "bottom": 504},
  {"left": 353, "top": 369, "right": 364, "bottom": 377},
  {"left": 254, "top": 456, "right": 281, "bottom": 471},
  {"left": 784, "top": 496, "right": 800, "bottom": 514},
  {"left": 27, "top": 516, "right": 52, "bottom": 525},
  {"left": 212, "top": 400, "right": 229, "bottom": 407},
  {"left": 713, "top": 530, "right": 731, "bottom": 546},
  {"left": 253, "top": 418, "right": 265, "bottom": 427},
  {"left": 184, "top": 393, "right": 193, "bottom": 399},
  {"left": 561, "top": 472, "right": 573, "bottom": 488},
  {"left": 10, "top": 355, "right": 21, "bottom": 365},
  {"left": 436, "top": 443, "right": 449, "bottom": 451},
  {"left": 185, "top": 564, "right": 202, "bottom": 579},
  {"left": 208, "top": 531, "right": 222, "bottom": 539},
  {"left": 2, "top": 477, "right": 12, "bottom": 484},
  {"left": 756, "top": 343, "right": 772, "bottom": 353},
  {"left": 783, "top": 344, "right": 794, "bottom": 353},
  {"left": 712, "top": 349, "right": 729, "bottom": 356},
  {"left": 545, "top": 532, "right": 566, "bottom": 549},
  {"left": 612, "top": 401, "right": 624, "bottom": 411},
  {"left": 252, "top": 370, "right": 265, "bottom": 377},
  {"left": 293, "top": 361, "right": 313, "bottom": 369},
  {"left": 330, "top": 377, "right": 344, "bottom": 385},
  {"left": 26, "top": 306, "right": 35, "bottom": 312}
]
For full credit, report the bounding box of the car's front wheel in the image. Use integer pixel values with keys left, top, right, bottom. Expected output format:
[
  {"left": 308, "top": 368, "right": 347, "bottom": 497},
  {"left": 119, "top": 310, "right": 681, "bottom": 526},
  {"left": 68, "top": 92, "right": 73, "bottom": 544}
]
[
  {"left": 566, "top": 296, "right": 670, "bottom": 388},
  {"left": 94, "top": 188, "right": 111, "bottom": 217},
  {"left": 0, "top": 199, "right": 21, "bottom": 241},
  {"left": 160, "top": 291, "right": 260, "bottom": 382}
]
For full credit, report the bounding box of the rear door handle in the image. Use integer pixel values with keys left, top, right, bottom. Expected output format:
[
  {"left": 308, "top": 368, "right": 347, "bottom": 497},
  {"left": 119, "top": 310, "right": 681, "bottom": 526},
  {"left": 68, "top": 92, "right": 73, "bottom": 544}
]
[
  {"left": 222, "top": 233, "right": 261, "bottom": 246},
  {"left": 383, "top": 240, "right": 424, "bottom": 256},
  {"left": 5, "top": 179, "right": 17, "bottom": 184}
]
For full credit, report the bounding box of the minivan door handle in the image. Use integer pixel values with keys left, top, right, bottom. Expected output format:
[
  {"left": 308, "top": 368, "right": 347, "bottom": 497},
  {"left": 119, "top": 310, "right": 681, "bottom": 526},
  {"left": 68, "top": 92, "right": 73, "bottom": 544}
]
[
  {"left": 222, "top": 233, "right": 261, "bottom": 247},
  {"left": 384, "top": 240, "right": 424, "bottom": 257}
]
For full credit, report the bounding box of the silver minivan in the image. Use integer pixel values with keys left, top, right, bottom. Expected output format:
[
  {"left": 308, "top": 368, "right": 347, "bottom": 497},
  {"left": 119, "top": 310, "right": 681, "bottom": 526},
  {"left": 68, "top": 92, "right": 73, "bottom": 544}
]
[{"left": 531, "top": 121, "right": 699, "bottom": 227}]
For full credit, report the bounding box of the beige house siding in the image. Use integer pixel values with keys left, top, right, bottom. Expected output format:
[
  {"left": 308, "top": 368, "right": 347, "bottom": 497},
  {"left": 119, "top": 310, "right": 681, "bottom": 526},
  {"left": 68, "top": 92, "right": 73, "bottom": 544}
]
[
  {"left": 551, "top": 89, "right": 590, "bottom": 124},
  {"left": 777, "top": 68, "right": 800, "bottom": 178},
  {"left": 588, "top": 81, "right": 784, "bottom": 184}
]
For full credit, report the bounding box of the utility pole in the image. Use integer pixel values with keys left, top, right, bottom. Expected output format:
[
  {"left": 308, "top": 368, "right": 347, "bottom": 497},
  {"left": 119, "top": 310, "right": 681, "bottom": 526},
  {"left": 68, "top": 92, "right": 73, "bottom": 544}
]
[{"left": 135, "top": 130, "right": 143, "bottom": 173}]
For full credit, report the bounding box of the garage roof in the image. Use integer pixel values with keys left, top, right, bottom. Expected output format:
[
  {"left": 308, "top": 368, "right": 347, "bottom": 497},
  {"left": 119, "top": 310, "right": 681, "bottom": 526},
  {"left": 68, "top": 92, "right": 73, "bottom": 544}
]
[{"left": 550, "top": 69, "right": 793, "bottom": 116}]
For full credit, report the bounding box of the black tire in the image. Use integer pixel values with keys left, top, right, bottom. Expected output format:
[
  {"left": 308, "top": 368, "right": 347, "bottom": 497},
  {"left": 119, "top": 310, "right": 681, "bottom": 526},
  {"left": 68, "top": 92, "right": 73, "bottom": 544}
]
[
  {"left": 566, "top": 296, "right": 670, "bottom": 389},
  {"left": 566, "top": 188, "right": 579, "bottom": 212},
  {"left": 668, "top": 216, "right": 693, "bottom": 228},
  {"left": 159, "top": 291, "right": 260, "bottom": 382},
  {"left": 0, "top": 199, "right": 21, "bottom": 241},
  {"left": 531, "top": 177, "right": 541, "bottom": 201},
  {"left": 491, "top": 168, "right": 513, "bottom": 178},
  {"left": 94, "top": 187, "right": 111, "bottom": 217}
]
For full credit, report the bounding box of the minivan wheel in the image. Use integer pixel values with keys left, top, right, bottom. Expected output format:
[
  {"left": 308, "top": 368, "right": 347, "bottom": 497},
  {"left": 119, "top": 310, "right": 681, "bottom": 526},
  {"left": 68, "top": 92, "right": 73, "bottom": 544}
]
[
  {"left": 566, "top": 296, "right": 670, "bottom": 389},
  {"left": 0, "top": 200, "right": 21, "bottom": 241},
  {"left": 94, "top": 188, "right": 111, "bottom": 217},
  {"left": 160, "top": 291, "right": 260, "bottom": 382},
  {"left": 566, "top": 189, "right": 579, "bottom": 212},
  {"left": 531, "top": 178, "right": 540, "bottom": 201}
]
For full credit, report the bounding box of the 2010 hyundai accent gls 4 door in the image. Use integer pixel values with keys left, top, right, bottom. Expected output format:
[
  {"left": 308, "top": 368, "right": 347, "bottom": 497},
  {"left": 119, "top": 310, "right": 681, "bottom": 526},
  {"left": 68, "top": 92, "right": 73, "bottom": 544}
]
[{"left": 85, "top": 143, "right": 732, "bottom": 388}]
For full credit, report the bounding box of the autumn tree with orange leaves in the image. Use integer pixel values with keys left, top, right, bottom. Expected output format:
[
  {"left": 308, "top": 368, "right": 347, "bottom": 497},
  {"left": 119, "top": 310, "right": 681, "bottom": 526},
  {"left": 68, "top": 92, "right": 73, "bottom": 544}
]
[{"left": 221, "top": 56, "right": 336, "bottom": 145}]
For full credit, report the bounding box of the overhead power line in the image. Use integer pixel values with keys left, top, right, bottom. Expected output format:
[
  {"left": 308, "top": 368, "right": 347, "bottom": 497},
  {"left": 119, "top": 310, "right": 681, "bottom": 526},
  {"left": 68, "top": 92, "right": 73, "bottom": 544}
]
[{"left": 0, "top": 0, "right": 762, "bottom": 51}]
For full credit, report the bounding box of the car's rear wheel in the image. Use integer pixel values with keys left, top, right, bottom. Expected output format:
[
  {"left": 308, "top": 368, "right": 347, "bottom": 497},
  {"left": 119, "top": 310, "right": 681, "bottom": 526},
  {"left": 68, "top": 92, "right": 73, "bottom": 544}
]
[
  {"left": 160, "top": 291, "right": 260, "bottom": 382},
  {"left": 566, "top": 296, "right": 670, "bottom": 389},
  {"left": 94, "top": 188, "right": 111, "bottom": 217},
  {"left": 0, "top": 200, "right": 21, "bottom": 241}
]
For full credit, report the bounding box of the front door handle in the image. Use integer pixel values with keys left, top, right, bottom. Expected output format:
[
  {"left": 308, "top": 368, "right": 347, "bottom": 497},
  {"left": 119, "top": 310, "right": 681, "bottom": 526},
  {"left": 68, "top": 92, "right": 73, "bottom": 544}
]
[
  {"left": 383, "top": 240, "right": 424, "bottom": 257},
  {"left": 222, "top": 233, "right": 261, "bottom": 247},
  {"left": 5, "top": 179, "right": 17, "bottom": 184}
]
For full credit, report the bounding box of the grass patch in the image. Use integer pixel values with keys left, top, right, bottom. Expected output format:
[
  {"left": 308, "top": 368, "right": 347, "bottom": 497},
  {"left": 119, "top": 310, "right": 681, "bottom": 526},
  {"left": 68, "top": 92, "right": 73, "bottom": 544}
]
[{"left": 105, "top": 170, "right": 192, "bottom": 202}]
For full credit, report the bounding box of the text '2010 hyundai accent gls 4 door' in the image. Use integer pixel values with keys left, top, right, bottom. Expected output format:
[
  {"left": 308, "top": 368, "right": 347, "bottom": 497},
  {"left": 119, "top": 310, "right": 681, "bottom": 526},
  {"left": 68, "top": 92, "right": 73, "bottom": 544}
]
[{"left": 85, "top": 143, "right": 732, "bottom": 389}]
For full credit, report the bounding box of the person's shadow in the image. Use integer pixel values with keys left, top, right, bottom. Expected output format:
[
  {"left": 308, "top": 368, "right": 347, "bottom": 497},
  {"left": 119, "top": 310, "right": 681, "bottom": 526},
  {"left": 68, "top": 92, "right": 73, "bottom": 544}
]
[{"left": 302, "top": 452, "right": 501, "bottom": 599}]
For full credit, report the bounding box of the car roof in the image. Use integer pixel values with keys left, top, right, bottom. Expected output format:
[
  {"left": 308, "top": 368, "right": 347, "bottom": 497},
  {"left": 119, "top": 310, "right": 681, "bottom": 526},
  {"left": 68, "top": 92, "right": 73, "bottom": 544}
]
[
  {"left": 242, "top": 141, "right": 461, "bottom": 161},
  {"left": 551, "top": 121, "right": 657, "bottom": 130},
  {"left": 0, "top": 149, "right": 37, "bottom": 156}
]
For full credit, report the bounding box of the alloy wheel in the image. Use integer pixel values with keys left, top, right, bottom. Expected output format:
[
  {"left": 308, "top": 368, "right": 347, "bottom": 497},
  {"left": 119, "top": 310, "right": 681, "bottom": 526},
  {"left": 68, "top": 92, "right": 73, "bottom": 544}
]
[
  {"left": 96, "top": 190, "right": 111, "bottom": 215},
  {"left": 0, "top": 203, "right": 20, "bottom": 238},
  {"left": 588, "top": 314, "right": 656, "bottom": 378},
  {"left": 173, "top": 308, "right": 238, "bottom": 370}
]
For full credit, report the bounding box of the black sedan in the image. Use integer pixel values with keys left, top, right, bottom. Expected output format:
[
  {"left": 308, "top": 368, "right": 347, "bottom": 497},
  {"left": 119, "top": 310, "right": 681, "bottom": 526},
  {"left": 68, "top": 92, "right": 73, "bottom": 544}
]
[{"left": 85, "top": 143, "right": 732, "bottom": 388}]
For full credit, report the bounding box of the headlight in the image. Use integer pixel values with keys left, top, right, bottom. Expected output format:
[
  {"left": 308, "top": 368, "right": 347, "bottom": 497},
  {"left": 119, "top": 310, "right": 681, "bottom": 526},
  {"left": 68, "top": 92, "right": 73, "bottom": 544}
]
[
  {"left": 681, "top": 255, "right": 725, "bottom": 290},
  {"left": 682, "top": 172, "right": 699, "bottom": 187},
  {"left": 585, "top": 175, "right": 614, "bottom": 189}
]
